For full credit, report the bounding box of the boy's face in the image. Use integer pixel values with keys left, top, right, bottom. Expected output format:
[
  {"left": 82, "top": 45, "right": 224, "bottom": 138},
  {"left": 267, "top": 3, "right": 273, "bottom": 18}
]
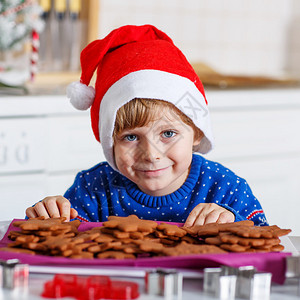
[{"left": 114, "top": 108, "right": 201, "bottom": 196}]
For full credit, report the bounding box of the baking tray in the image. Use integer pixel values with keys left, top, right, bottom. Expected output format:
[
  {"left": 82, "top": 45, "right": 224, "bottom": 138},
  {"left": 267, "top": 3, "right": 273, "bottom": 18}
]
[{"left": 0, "top": 220, "right": 290, "bottom": 284}]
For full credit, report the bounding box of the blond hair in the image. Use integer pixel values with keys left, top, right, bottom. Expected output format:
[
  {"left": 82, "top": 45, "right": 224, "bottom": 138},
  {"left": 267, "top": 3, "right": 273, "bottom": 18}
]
[{"left": 113, "top": 98, "right": 203, "bottom": 142}]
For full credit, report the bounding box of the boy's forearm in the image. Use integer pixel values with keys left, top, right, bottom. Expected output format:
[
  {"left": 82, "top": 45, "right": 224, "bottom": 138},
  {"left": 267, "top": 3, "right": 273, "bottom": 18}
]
[{"left": 219, "top": 201, "right": 268, "bottom": 226}]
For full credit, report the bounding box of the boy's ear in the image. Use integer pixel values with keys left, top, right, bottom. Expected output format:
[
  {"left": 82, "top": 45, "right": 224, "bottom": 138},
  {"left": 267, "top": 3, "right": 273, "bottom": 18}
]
[{"left": 193, "top": 131, "right": 204, "bottom": 146}]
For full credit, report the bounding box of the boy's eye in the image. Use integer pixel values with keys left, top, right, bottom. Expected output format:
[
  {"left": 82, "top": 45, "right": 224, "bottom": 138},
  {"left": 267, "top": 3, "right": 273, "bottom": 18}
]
[
  {"left": 124, "top": 134, "right": 137, "bottom": 141},
  {"left": 162, "top": 130, "right": 176, "bottom": 138}
]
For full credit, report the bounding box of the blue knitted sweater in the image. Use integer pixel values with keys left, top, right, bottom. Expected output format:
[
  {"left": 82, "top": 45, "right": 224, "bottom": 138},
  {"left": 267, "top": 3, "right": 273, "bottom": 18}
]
[{"left": 64, "top": 154, "right": 268, "bottom": 226}]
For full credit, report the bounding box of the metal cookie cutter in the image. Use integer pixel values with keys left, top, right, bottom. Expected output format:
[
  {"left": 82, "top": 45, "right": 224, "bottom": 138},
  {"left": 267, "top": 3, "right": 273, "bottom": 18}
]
[
  {"left": 286, "top": 255, "right": 300, "bottom": 278},
  {"left": 145, "top": 268, "right": 183, "bottom": 299},
  {"left": 204, "top": 266, "right": 237, "bottom": 300},
  {"left": 204, "top": 265, "right": 272, "bottom": 300},
  {"left": 235, "top": 266, "right": 272, "bottom": 300},
  {"left": 285, "top": 255, "right": 300, "bottom": 296},
  {"left": 0, "top": 259, "right": 29, "bottom": 290}
]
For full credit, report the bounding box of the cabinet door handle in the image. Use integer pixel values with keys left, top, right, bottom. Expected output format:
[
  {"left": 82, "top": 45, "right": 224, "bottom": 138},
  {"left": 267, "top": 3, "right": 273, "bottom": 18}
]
[
  {"left": 0, "top": 145, "right": 7, "bottom": 165},
  {"left": 15, "top": 144, "right": 29, "bottom": 164}
]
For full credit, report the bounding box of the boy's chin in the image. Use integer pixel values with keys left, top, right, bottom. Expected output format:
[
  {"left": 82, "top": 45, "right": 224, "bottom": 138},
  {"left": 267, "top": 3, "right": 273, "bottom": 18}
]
[{"left": 137, "top": 183, "right": 175, "bottom": 197}]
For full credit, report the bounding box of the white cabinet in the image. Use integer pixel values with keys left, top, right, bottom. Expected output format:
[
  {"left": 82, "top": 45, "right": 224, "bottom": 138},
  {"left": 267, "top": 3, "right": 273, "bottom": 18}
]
[
  {"left": 45, "top": 115, "right": 104, "bottom": 172},
  {"left": 0, "top": 174, "right": 47, "bottom": 219},
  {"left": 206, "top": 88, "right": 300, "bottom": 234},
  {"left": 0, "top": 118, "right": 46, "bottom": 173},
  {"left": 0, "top": 95, "right": 103, "bottom": 220}
]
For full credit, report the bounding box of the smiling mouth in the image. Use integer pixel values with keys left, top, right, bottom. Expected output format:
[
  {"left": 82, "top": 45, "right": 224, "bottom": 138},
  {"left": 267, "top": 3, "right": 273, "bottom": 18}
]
[{"left": 136, "top": 166, "right": 170, "bottom": 176}]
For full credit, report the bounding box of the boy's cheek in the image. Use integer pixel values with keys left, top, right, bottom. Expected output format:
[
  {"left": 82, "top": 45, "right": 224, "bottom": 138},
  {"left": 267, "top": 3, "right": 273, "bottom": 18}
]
[
  {"left": 169, "top": 145, "right": 193, "bottom": 158},
  {"left": 115, "top": 155, "right": 134, "bottom": 170}
]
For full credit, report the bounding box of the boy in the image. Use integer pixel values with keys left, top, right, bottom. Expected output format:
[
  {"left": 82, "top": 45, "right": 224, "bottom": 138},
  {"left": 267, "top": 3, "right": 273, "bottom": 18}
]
[{"left": 25, "top": 25, "right": 268, "bottom": 227}]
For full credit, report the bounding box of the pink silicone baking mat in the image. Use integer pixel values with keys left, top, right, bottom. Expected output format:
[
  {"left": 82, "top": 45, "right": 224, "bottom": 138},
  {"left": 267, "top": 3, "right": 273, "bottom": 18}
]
[{"left": 0, "top": 219, "right": 290, "bottom": 284}]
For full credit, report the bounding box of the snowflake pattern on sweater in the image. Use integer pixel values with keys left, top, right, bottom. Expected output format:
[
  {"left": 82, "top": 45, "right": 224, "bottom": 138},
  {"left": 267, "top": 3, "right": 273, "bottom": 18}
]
[{"left": 64, "top": 154, "right": 268, "bottom": 226}]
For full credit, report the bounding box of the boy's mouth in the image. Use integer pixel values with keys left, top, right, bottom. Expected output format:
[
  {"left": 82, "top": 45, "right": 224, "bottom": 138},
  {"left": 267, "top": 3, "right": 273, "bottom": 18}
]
[{"left": 135, "top": 166, "right": 170, "bottom": 176}]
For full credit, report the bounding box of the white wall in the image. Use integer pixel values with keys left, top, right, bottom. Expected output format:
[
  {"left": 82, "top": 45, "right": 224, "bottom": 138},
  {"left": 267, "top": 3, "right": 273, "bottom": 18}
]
[{"left": 98, "top": 0, "right": 300, "bottom": 78}]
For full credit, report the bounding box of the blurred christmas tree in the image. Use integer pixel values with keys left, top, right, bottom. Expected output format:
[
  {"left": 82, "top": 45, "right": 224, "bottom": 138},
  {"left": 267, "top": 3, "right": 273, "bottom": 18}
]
[{"left": 0, "top": 0, "right": 44, "bottom": 92}]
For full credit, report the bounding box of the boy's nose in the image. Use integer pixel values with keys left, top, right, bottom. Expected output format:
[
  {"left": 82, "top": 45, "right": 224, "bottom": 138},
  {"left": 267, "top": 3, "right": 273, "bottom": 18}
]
[{"left": 140, "top": 139, "right": 162, "bottom": 162}]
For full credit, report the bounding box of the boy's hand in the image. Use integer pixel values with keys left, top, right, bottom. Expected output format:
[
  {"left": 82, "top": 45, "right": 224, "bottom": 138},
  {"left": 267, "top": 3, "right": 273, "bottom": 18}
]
[
  {"left": 184, "top": 203, "right": 234, "bottom": 227},
  {"left": 25, "top": 196, "right": 78, "bottom": 222}
]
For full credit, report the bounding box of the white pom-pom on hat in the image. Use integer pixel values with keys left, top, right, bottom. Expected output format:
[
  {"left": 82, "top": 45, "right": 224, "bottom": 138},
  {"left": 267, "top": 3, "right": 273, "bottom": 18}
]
[{"left": 67, "top": 81, "right": 96, "bottom": 110}]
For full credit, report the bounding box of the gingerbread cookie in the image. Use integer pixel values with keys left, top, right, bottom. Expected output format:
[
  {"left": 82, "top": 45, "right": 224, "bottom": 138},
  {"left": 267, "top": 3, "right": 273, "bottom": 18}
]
[
  {"left": 181, "top": 235, "right": 203, "bottom": 244},
  {"left": 230, "top": 226, "right": 274, "bottom": 239},
  {"left": 87, "top": 241, "right": 122, "bottom": 253},
  {"left": 103, "top": 215, "right": 157, "bottom": 233},
  {"left": 267, "top": 225, "right": 292, "bottom": 237},
  {"left": 13, "top": 217, "right": 69, "bottom": 231},
  {"left": 112, "top": 243, "right": 143, "bottom": 254},
  {"left": 15, "top": 234, "right": 40, "bottom": 244},
  {"left": 41, "top": 236, "right": 73, "bottom": 251},
  {"left": 219, "top": 233, "right": 266, "bottom": 247},
  {"left": 0, "top": 247, "right": 36, "bottom": 255},
  {"left": 184, "top": 220, "right": 254, "bottom": 237},
  {"left": 159, "top": 238, "right": 179, "bottom": 246},
  {"left": 205, "top": 236, "right": 223, "bottom": 246},
  {"left": 94, "top": 233, "right": 116, "bottom": 244},
  {"left": 220, "top": 243, "right": 250, "bottom": 253},
  {"left": 97, "top": 251, "right": 135, "bottom": 259},
  {"left": 100, "top": 227, "right": 149, "bottom": 239},
  {"left": 72, "top": 231, "right": 100, "bottom": 244},
  {"left": 161, "top": 241, "right": 227, "bottom": 256},
  {"left": 72, "top": 242, "right": 97, "bottom": 254},
  {"left": 133, "top": 239, "right": 164, "bottom": 253},
  {"left": 157, "top": 223, "right": 187, "bottom": 237},
  {"left": 184, "top": 223, "right": 219, "bottom": 237},
  {"left": 70, "top": 252, "right": 94, "bottom": 259}
]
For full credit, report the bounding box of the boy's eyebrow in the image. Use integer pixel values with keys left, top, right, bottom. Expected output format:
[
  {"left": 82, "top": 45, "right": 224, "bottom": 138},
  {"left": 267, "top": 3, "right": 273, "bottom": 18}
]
[
  {"left": 120, "top": 121, "right": 185, "bottom": 133},
  {"left": 152, "top": 121, "right": 185, "bottom": 130}
]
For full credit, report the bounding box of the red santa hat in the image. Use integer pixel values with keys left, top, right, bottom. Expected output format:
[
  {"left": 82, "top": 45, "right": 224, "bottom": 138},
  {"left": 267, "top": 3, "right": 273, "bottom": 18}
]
[{"left": 67, "top": 24, "right": 214, "bottom": 170}]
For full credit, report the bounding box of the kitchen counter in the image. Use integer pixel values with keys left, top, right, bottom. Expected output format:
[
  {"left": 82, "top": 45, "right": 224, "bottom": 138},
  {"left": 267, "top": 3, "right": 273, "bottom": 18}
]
[
  {"left": 1, "top": 87, "right": 300, "bottom": 116},
  {"left": 0, "top": 273, "right": 299, "bottom": 300}
]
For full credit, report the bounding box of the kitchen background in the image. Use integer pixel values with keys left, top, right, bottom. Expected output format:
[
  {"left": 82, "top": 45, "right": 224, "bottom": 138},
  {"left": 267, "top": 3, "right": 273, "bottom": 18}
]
[
  {"left": 0, "top": 0, "right": 300, "bottom": 233},
  {"left": 99, "top": 0, "right": 300, "bottom": 78}
]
